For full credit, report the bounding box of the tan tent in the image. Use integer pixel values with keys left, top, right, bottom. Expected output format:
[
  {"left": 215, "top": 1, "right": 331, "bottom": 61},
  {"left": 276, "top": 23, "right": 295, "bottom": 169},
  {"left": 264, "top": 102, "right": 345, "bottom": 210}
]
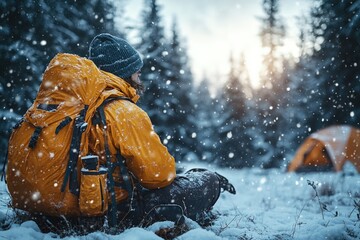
[{"left": 287, "top": 125, "right": 360, "bottom": 173}]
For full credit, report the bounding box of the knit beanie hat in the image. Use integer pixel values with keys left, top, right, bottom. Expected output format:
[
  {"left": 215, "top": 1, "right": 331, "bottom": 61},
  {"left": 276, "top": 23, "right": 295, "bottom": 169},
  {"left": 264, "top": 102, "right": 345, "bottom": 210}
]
[{"left": 89, "top": 33, "right": 143, "bottom": 79}]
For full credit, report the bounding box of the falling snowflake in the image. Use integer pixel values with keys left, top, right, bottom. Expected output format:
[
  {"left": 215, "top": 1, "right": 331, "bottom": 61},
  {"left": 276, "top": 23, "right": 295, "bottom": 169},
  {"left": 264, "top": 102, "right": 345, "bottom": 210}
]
[{"left": 31, "top": 191, "right": 41, "bottom": 201}]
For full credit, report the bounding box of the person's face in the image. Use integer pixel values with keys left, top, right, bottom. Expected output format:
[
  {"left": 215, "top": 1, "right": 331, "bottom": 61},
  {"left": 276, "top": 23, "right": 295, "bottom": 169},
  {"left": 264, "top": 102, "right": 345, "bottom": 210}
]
[{"left": 131, "top": 70, "right": 142, "bottom": 85}]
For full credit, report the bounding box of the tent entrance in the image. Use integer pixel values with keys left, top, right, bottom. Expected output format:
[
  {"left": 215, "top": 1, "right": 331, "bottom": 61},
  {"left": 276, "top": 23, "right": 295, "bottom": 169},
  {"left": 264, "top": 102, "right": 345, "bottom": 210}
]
[{"left": 296, "top": 140, "right": 334, "bottom": 172}]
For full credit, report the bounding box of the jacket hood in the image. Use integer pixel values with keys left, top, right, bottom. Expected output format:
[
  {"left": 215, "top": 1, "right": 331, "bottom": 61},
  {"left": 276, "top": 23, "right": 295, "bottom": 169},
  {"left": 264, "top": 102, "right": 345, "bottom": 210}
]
[{"left": 101, "top": 71, "right": 140, "bottom": 103}]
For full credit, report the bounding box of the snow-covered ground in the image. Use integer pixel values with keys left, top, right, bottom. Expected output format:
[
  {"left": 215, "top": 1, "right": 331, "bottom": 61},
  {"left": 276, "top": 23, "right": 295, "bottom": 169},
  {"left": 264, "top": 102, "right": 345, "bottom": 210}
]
[{"left": 1, "top": 163, "right": 359, "bottom": 239}]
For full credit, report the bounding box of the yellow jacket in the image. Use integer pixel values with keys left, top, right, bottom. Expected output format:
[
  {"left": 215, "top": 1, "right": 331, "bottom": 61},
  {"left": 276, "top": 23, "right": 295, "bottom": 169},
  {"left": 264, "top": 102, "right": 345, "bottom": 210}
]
[
  {"left": 88, "top": 60, "right": 176, "bottom": 202},
  {"left": 7, "top": 53, "right": 176, "bottom": 216}
]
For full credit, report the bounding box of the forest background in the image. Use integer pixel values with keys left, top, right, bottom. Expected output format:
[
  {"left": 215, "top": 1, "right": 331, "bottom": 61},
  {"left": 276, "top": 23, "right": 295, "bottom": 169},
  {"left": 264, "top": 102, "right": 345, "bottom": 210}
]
[{"left": 1, "top": 0, "right": 359, "bottom": 170}]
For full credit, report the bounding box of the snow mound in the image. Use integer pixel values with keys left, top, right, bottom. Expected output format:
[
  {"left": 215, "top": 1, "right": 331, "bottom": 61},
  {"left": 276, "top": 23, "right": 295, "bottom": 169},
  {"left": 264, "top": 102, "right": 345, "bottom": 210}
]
[{"left": 0, "top": 166, "right": 359, "bottom": 239}]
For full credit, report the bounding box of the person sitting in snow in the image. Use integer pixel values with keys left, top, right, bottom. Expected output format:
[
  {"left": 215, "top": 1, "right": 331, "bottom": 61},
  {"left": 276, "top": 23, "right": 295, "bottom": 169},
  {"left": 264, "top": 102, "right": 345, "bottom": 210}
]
[{"left": 87, "top": 33, "right": 236, "bottom": 227}]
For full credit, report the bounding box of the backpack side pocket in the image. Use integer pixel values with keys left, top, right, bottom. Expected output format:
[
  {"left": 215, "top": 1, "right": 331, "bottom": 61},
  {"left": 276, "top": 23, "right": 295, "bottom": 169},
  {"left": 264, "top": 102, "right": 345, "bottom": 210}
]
[{"left": 79, "top": 168, "right": 108, "bottom": 216}]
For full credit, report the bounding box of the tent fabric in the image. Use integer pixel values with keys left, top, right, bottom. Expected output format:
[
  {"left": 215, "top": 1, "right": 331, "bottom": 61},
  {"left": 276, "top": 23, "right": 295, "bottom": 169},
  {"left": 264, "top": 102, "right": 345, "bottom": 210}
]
[{"left": 287, "top": 125, "right": 360, "bottom": 173}]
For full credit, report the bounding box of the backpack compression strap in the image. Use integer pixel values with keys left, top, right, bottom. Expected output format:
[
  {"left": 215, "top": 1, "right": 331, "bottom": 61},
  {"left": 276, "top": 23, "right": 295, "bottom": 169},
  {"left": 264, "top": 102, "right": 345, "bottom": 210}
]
[
  {"left": 97, "top": 96, "right": 134, "bottom": 228},
  {"left": 28, "top": 104, "right": 60, "bottom": 149},
  {"left": 61, "top": 106, "right": 88, "bottom": 195}
]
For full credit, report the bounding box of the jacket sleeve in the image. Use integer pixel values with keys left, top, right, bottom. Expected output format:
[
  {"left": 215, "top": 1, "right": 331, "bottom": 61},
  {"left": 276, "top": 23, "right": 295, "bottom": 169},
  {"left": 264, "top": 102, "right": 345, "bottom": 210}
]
[{"left": 106, "top": 101, "right": 176, "bottom": 189}]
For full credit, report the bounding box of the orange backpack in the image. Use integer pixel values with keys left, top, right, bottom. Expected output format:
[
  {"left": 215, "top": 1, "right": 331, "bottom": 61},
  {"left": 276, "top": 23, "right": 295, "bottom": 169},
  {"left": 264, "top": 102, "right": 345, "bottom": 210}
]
[{"left": 5, "top": 53, "right": 131, "bottom": 225}]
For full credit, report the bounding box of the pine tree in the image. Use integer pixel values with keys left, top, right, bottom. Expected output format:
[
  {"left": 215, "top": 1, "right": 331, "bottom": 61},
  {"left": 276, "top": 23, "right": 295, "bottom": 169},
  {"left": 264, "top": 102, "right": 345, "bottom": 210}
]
[
  {"left": 1, "top": 1, "right": 53, "bottom": 158},
  {"left": 138, "top": 0, "right": 177, "bottom": 160},
  {"left": 0, "top": 0, "right": 122, "bottom": 158},
  {"left": 224, "top": 55, "right": 247, "bottom": 120},
  {"left": 215, "top": 54, "right": 249, "bottom": 168},
  {"left": 255, "top": 0, "right": 287, "bottom": 168},
  {"left": 309, "top": 0, "right": 360, "bottom": 128},
  {"left": 137, "top": 0, "right": 169, "bottom": 121},
  {"left": 238, "top": 53, "right": 253, "bottom": 98},
  {"left": 137, "top": 0, "right": 199, "bottom": 162},
  {"left": 259, "top": 0, "right": 286, "bottom": 90},
  {"left": 211, "top": 92, "right": 233, "bottom": 167},
  {"left": 55, "top": 0, "right": 122, "bottom": 57},
  {"left": 283, "top": 55, "right": 321, "bottom": 160},
  {"left": 282, "top": 14, "right": 322, "bottom": 162},
  {"left": 162, "top": 19, "right": 197, "bottom": 162},
  {"left": 191, "top": 77, "right": 218, "bottom": 163}
]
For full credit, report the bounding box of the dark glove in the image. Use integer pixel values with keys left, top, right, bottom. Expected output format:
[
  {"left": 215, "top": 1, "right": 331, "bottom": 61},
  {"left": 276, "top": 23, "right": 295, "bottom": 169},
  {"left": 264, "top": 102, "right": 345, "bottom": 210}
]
[{"left": 215, "top": 172, "right": 236, "bottom": 194}]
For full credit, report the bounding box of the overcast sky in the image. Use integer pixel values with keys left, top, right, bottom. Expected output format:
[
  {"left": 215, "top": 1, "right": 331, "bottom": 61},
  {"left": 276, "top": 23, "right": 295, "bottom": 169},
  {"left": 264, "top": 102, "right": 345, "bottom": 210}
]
[{"left": 120, "top": 0, "right": 313, "bottom": 89}]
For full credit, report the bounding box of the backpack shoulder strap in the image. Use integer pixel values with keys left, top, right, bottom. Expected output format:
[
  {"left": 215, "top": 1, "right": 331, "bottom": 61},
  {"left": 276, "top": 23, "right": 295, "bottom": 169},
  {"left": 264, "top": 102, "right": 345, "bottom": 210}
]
[
  {"left": 97, "top": 96, "right": 134, "bottom": 227},
  {"left": 61, "top": 106, "right": 89, "bottom": 195}
]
